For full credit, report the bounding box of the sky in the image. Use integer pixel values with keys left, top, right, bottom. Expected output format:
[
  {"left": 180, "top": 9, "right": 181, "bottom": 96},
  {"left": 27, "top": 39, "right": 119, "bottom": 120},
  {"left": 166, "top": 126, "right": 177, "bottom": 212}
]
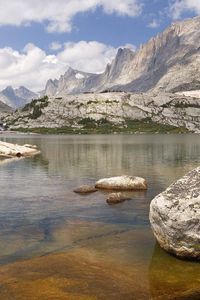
[{"left": 0, "top": 0, "right": 199, "bottom": 91}]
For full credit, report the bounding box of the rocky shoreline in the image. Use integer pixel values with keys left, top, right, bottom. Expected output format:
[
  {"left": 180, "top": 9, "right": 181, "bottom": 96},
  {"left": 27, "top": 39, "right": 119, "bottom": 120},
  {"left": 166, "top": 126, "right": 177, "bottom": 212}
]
[{"left": 3, "top": 92, "right": 200, "bottom": 134}]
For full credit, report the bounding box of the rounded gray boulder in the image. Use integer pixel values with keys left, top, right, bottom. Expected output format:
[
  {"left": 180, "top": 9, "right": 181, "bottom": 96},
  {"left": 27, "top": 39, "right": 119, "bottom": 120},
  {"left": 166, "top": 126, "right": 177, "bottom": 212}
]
[
  {"left": 106, "top": 193, "right": 130, "bottom": 204},
  {"left": 150, "top": 166, "right": 200, "bottom": 260},
  {"left": 73, "top": 185, "right": 97, "bottom": 194}
]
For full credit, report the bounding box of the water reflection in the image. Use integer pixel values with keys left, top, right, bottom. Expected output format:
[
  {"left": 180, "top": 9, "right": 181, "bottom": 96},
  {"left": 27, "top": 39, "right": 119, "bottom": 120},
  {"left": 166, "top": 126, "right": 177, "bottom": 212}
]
[
  {"left": 3, "top": 134, "right": 200, "bottom": 181},
  {"left": 0, "top": 134, "right": 200, "bottom": 298}
]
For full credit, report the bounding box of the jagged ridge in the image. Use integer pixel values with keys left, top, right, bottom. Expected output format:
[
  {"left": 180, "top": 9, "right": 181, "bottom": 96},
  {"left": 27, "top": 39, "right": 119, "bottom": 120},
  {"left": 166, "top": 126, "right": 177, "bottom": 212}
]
[{"left": 43, "top": 16, "right": 200, "bottom": 96}]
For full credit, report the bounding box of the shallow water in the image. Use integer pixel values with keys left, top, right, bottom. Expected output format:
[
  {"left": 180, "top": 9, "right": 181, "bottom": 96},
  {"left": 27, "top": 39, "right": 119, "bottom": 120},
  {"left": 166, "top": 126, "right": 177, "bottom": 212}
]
[{"left": 0, "top": 134, "right": 200, "bottom": 299}]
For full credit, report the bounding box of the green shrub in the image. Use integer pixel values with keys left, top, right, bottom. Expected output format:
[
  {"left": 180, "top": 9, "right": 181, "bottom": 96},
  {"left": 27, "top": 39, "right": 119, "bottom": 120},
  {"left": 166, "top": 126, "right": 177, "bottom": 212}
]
[
  {"left": 21, "top": 96, "right": 49, "bottom": 119},
  {"left": 31, "top": 106, "right": 42, "bottom": 119}
]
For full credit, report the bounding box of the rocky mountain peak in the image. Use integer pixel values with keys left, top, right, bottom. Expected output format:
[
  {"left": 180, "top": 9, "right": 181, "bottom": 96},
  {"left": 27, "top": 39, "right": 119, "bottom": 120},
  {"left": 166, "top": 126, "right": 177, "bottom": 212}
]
[
  {"left": 63, "top": 67, "right": 93, "bottom": 79},
  {"left": 44, "top": 79, "right": 59, "bottom": 96},
  {"left": 41, "top": 16, "right": 200, "bottom": 96},
  {"left": 3, "top": 86, "right": 15, "bottom": 94},
  {"left": 0, "top": 86, "right": 38, "bottom": 108},
  {"left": 15, "top": 86, "right": 38, "bottom": 100},
  {"left": 64, "top": 67, "right": 76, "bottom": 77},
  {"left": 1, "top": 87, "right": 18, "bottom": 102}
]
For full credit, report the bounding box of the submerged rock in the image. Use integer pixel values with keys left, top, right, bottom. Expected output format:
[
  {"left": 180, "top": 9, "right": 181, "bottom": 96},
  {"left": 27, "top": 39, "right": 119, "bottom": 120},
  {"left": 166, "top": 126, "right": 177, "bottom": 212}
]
[
  {"left": 73, "top": 185, "right": 98, "bottom": 194},
  {"left": 0, "top": 141, "right": 40, "bottom": 158},
  {"left": 95, "top": 175, "right": 147, "bottom": 191},
  {"left": 106, "top": 193, "right": 130, "bottom": 204},
  {"left": 150, "top": 166, "right": 200, "bottom": 260},
  {"left": 149, "top": 243, "right": 200, "bottom": 299}
]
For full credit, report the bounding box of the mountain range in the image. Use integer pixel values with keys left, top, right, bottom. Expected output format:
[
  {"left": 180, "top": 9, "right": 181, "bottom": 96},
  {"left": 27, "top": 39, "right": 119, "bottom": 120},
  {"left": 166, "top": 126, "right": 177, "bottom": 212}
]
[
  {"left": 1, "top": 16, "right": 200, "bottom": 110},
  {"left": 3, "top": 16, "right": 200, "bottom": 132},
  {"left": 43, "top": 16, "right": 200, "bottom": 96},
  {"left": 0, "top": 86, "right": 38, "bottom": 109}
]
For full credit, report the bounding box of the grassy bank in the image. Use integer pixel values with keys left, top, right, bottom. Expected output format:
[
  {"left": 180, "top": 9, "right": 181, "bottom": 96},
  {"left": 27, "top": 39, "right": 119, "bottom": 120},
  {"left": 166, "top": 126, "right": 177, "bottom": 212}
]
[{"left": 11, "top": 118, "right": 190, "bottom": 134}]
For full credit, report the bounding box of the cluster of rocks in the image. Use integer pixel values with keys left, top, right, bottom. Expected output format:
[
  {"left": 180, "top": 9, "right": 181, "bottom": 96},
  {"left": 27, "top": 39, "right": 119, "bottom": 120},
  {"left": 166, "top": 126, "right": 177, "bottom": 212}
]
[
  {"left": 74, "top": 175, "right": 147, "bottom": 204},
  {"left": 75, "top": 169, "right": 200, "bottom": 262},
  {"left": 0, "top": 140, "right": 199, "bottom": 263}
]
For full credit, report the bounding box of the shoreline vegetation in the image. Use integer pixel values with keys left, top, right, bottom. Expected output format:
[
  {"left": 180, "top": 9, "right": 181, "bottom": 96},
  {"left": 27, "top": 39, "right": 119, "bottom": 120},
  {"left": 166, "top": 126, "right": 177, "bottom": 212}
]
[{"left": 10, "top": 118, "right": 189, "bottom": 134}]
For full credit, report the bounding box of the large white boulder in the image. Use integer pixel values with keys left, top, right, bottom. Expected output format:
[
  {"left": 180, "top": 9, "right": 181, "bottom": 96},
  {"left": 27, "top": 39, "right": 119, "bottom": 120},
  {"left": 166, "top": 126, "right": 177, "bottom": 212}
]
[
  {"left": 95, "top": 175, "right": 147, "bottom": 190},
  {"left": 150, "top": 166, "right": 200, "bottom": 260},
  {"left": 0, "top": 141, "right": 40, "bottom": 157}
]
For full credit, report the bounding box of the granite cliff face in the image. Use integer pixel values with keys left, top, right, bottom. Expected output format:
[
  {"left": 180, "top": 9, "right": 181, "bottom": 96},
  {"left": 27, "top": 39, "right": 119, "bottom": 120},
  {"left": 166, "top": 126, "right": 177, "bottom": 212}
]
[
  {"left": 0, "top": 86, "right": 38, "bottom": 108},
  {"left": 43, "top": 16, "right": 200, "bottom": 96},
  {"left": 4, "top": 92, "right": 200, "bottom": 133},
  {"left": 43, "top": 48, "right": 136, "bottom": 95},
  {"left": 43, "top": 48, "right": 135, "bottom": 96},
  {"left": 115, "top": 16, "right": 200, "bottom": 93}
]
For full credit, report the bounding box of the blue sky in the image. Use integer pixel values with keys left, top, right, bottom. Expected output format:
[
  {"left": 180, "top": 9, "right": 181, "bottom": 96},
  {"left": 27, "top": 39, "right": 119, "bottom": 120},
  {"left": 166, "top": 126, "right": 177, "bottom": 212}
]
[
  {"left": 0, "top": 0, "right": 198, "bottom": 91},
  {"left": 0, "top": 0, "right": 195, "bottom": 51}
]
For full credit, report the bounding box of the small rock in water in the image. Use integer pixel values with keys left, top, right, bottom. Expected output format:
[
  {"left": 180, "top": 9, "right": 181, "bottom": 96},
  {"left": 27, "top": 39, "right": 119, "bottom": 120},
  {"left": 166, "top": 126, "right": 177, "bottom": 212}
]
[
  {"left": 95, "top": 175, "right": 147, "bottom": 190},
  {"left": 150, "top": 166, "right": 200, "bottom": 260},
  {"left": 106, "top": 193, "right": 130, "bottom": 204},
  {"left": 73, "top": 185, "right": 98, "bottom": 194}
]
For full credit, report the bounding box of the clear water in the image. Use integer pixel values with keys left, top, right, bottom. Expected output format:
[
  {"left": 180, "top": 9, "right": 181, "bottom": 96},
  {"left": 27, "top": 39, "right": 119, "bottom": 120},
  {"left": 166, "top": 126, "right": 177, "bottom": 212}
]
[{"left": 0, "top": 134, "right": 200, "bottom": 299}]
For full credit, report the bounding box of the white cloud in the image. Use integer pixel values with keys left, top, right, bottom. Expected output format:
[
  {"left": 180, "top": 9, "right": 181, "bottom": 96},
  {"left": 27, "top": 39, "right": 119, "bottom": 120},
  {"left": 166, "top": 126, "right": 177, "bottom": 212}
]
[
  {"left": 148, "top": 19, "right": 160, "bottom": 28},
  {"left": 170, "top": 0, "right": 200, "bottom": 19},
  {"left": 0, "top": 44, "right": 66, "bottom": 91},
  {"left": 0, "top": 41, "right": 136, "bottom": 91},
  {"left": 57, "top": 41, "right": 117, "bottom": 73},
  {"left": 0, "top": 0, "right": 142, "bottom": 33},
  {"left": 49, "top": 42, "right": 62, "bottom": 51}
]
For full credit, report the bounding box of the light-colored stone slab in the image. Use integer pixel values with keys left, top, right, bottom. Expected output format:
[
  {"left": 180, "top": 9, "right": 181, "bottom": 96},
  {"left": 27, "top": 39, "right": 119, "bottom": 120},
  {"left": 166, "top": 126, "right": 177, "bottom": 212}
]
[
  {"left": 95, "top": 175, "right": 147, "bottom": 190},
  {"left": 0, "top": 141, "right": 40, "bottom": 157}
]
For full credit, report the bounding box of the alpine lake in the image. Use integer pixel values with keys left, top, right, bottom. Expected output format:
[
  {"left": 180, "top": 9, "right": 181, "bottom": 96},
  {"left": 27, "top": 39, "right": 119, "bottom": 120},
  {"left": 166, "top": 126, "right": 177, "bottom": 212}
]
[{"left": 0, "top": 133, "right": 200, "bottom": 300}]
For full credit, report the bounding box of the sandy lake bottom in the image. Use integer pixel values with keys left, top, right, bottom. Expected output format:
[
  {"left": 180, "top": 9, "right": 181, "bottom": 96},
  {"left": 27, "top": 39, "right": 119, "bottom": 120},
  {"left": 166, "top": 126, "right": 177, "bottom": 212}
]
[{"left": 0, "top": 134, "right": 199, "bottom": 299}]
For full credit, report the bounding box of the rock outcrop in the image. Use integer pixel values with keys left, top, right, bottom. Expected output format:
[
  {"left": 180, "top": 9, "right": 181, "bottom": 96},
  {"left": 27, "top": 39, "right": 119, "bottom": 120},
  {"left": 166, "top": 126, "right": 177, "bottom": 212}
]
[
  {"left": 150, "top": 166, "right": 200, "bottom": 260},
  {"left": 0, "top": 141, "right": 40, "bottom": 158},
  {"left": 95, "top": 175, "right": 147, "bottom": 190},
  {"left": 4, "top": 91, "right": 200, "bottom": 133}
]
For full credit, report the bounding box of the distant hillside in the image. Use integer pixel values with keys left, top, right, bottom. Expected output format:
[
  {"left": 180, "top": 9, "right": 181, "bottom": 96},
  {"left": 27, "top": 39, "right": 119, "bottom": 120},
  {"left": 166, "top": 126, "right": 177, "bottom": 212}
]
[{"left": 3, "top": 92, "right": 200, "bottom": 133}]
